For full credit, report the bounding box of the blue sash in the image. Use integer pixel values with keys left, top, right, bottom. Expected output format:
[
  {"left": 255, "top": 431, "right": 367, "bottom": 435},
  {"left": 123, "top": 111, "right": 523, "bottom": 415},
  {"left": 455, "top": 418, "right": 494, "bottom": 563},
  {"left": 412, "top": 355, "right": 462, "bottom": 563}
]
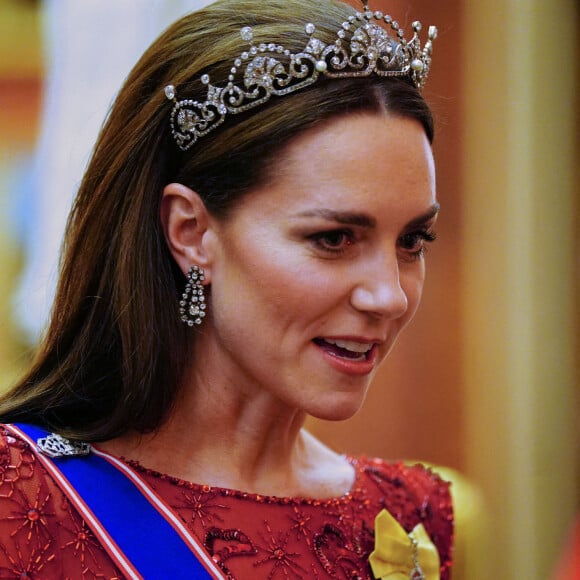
[{"left": 12, "top": 423, "right": 222, "bottom": 579}]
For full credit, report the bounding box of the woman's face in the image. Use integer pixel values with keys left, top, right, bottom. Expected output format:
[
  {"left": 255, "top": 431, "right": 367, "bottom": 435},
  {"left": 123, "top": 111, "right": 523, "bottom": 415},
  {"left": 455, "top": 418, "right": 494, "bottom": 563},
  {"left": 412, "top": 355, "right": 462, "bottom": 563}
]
[{"left": 202, "top": 112, "right": 438, "bottom": 421}]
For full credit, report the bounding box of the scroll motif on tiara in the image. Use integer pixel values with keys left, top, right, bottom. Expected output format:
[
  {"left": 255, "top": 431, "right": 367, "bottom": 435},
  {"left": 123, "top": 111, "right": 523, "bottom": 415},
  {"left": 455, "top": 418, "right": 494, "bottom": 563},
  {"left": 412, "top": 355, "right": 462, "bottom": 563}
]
[{"left": 165, "top": 5, "right": 437, "bottom": 151}]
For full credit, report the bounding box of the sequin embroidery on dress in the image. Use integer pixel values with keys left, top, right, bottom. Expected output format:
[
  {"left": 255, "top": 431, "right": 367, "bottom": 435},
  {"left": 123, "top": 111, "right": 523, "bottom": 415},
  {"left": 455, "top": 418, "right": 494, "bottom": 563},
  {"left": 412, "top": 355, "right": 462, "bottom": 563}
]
[{"left": 0, "top": 429, "right": 453, "bottom": 579}]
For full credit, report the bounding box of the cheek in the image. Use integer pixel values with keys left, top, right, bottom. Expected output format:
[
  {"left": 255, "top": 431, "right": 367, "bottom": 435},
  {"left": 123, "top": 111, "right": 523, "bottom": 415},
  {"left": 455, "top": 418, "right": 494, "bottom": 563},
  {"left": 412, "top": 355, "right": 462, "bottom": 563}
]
[{"left": 211, "top": 241, "right": 308, "bottom": 327}]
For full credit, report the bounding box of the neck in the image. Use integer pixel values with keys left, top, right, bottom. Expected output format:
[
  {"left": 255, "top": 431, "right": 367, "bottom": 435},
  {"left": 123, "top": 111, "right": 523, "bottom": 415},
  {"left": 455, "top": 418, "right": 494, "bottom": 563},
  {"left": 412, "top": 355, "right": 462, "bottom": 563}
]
[{"left": 101, "top": 364, "right": 353, "bottom": 499}]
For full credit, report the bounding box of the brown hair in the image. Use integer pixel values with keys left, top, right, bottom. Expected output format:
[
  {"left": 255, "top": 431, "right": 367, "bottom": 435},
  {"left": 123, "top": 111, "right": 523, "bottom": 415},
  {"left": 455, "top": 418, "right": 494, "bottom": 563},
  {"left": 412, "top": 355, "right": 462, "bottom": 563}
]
[{"left": 0, "top": 0, "right": 434, "bottom": 440}]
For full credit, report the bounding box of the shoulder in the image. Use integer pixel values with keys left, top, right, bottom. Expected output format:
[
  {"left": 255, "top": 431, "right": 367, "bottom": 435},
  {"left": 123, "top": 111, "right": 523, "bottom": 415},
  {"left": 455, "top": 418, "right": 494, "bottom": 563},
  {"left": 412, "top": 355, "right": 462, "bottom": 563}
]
[
  {"left": 353, "top": 456, "right": 454, "bottom": 577},
  {"left": 356, "top": 456, "right": 453, "bottom": 505},
  {"left": 0, "top": 424, "right": 84, "bottom": 501},
  {"left": 0, "top": 425, "right": 64, "bottom": 575},
  {"left": 0, "top": 424, "right": 121, "bottom": 578},
  {"left": 0, "top": 424, "right": 38, "bottom": 485},
  {"left": 0, "top": 424, "right": 67, "bottom": 515}
]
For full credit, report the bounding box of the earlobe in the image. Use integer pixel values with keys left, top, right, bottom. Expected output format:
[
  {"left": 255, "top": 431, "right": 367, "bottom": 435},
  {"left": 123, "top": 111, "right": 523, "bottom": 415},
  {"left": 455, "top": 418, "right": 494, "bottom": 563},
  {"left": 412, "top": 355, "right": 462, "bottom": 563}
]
[{"left": 160, "top": 183, "right": 213, "bottom": 277}]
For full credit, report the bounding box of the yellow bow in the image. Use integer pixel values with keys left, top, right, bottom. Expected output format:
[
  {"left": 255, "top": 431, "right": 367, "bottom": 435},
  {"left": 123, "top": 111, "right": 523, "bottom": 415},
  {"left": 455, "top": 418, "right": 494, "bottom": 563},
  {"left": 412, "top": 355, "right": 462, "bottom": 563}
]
[{"left": 368, "top": 509, "right": 440, "bottom": 580}]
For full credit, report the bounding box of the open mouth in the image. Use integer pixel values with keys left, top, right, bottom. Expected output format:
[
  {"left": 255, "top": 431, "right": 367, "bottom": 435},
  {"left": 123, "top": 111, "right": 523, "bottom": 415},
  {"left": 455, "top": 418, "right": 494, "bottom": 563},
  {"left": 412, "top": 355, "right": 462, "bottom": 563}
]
[{"left": 313, "top": 338, "right": 374, "bottom": 362}]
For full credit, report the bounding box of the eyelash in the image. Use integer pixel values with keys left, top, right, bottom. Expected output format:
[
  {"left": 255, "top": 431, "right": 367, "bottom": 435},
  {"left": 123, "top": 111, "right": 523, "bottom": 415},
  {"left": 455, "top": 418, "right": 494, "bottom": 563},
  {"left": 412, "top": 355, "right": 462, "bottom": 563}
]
[
  {"left": 309, "top": 229, "right": 355, "bottom": 255},
  {"left": 398, "top": 229, "right": 437, "bottom": 261},
  {"left": 308, "top": 228, "right": 437, "bottom": 259}
]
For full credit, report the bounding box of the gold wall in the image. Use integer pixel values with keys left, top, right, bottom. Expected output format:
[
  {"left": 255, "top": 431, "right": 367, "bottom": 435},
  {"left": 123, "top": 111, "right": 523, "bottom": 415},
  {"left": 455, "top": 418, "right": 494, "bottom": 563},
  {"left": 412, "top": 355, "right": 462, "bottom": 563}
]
[{"left": 460, "top": 0, "right": 579, "bottom": 577}]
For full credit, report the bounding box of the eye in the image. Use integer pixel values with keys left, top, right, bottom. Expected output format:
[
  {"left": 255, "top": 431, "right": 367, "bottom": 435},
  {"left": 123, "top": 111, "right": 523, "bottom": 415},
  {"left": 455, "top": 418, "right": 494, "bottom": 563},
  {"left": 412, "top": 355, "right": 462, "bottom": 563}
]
[
  {"left": 309, "top": 229, "right": 355, "bottom": 254},
  {"left": 398, "top": 229, "right": 437, "bottom": 260}
]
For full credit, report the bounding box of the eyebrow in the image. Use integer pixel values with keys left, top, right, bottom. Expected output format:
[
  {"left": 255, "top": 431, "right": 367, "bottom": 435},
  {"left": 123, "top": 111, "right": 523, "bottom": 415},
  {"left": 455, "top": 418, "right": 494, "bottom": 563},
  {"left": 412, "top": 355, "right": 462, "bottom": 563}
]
[
  {"left": 404, "top": 203, "right": 441, "bottom": 230},
  {"left": 295, "top": 209, "right": 376, "bottom": 228},
  {"left": 295, "top": 202, "right": 440, "bottom": 229}
]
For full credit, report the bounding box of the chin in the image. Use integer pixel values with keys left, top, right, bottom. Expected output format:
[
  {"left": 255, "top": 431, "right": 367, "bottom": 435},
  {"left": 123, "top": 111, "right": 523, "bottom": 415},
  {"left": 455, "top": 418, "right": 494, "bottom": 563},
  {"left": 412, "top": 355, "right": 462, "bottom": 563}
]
[{"left": 307, "top": 394, "right": 368, "bottom": 422}]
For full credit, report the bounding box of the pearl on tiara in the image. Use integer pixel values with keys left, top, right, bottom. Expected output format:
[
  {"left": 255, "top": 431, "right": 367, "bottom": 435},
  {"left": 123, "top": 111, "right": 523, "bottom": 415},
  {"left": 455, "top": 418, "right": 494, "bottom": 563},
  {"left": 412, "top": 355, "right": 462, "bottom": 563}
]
[
  {"left": 164, "top": 1, "right": 437, "bottom": 151},
  {"left": 164, "top": 85, "right": 175, "bottom": 100}
]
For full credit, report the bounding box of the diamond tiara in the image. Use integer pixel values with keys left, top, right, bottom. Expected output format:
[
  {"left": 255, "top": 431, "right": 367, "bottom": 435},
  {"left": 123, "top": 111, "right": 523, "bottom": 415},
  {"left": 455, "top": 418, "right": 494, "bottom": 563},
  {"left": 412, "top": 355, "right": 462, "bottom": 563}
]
[{"left": 165, "top": 1, "right": 437, "bottom": 151}]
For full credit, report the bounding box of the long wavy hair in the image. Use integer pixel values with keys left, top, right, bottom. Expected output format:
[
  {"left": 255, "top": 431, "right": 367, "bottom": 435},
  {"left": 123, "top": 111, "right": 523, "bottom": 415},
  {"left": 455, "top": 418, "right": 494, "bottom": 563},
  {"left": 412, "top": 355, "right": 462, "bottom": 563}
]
[{"left": 0, "top": 0, "right": 434, "bottom": 440}]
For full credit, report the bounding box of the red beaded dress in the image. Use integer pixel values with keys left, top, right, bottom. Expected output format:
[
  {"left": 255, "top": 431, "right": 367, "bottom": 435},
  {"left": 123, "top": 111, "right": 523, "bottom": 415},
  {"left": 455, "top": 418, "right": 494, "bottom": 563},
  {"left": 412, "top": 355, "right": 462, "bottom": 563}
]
[{"left": 0, "top": 427, "right": 453, "bottom": 579}]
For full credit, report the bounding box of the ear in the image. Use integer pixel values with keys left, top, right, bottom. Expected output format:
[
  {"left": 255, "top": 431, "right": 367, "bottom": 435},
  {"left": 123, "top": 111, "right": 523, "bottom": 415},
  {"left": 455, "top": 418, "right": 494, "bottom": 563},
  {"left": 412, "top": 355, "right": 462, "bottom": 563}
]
[{"left": 160, "top": 183, "right": 216, "bottom": 281}]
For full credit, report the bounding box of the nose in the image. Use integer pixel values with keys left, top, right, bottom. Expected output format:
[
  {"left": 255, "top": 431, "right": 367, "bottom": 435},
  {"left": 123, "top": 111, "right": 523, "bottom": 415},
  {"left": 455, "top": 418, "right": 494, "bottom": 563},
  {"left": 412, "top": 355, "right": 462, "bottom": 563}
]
[{"left": 349, "top": 255, "right": 409, "bottom": 320}]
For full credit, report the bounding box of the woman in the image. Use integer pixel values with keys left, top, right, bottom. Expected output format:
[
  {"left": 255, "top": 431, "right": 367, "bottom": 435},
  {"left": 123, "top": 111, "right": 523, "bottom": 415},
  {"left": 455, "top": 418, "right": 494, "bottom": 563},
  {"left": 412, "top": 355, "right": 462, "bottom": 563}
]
[{"left": 0, "top": 0, "right": 453, "bottom": 578}]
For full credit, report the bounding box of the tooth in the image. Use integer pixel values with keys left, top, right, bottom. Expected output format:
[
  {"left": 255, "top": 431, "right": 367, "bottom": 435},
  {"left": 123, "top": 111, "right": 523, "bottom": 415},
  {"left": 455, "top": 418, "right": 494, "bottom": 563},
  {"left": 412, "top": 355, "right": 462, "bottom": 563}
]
[{"left": 325, "top": 339, "right": 372, "bottom": 353}]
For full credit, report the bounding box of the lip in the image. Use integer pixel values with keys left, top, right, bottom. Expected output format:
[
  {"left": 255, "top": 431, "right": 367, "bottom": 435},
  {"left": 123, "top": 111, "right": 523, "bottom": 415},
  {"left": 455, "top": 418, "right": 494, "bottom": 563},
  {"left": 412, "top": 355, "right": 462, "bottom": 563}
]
[{"left": 312, "top": 337, "right": 380, "bottom": 376}]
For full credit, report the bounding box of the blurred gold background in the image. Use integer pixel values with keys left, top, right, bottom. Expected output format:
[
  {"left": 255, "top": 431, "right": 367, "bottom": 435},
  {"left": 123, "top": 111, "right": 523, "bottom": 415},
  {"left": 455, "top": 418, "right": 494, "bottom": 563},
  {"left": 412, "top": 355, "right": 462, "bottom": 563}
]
[
  {"left": 0, "top": 0, "right": 577, "bottom": 578},
  {"left": 0, "top": 0, "right": 40, "bottom": 383}
]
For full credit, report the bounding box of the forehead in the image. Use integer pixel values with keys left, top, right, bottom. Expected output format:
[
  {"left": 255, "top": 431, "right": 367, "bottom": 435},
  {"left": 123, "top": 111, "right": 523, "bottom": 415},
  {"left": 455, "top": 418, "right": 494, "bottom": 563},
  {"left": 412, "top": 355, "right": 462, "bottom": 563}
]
[{"left": 255, "top": 112, "right": 437, "bottom": 216}]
